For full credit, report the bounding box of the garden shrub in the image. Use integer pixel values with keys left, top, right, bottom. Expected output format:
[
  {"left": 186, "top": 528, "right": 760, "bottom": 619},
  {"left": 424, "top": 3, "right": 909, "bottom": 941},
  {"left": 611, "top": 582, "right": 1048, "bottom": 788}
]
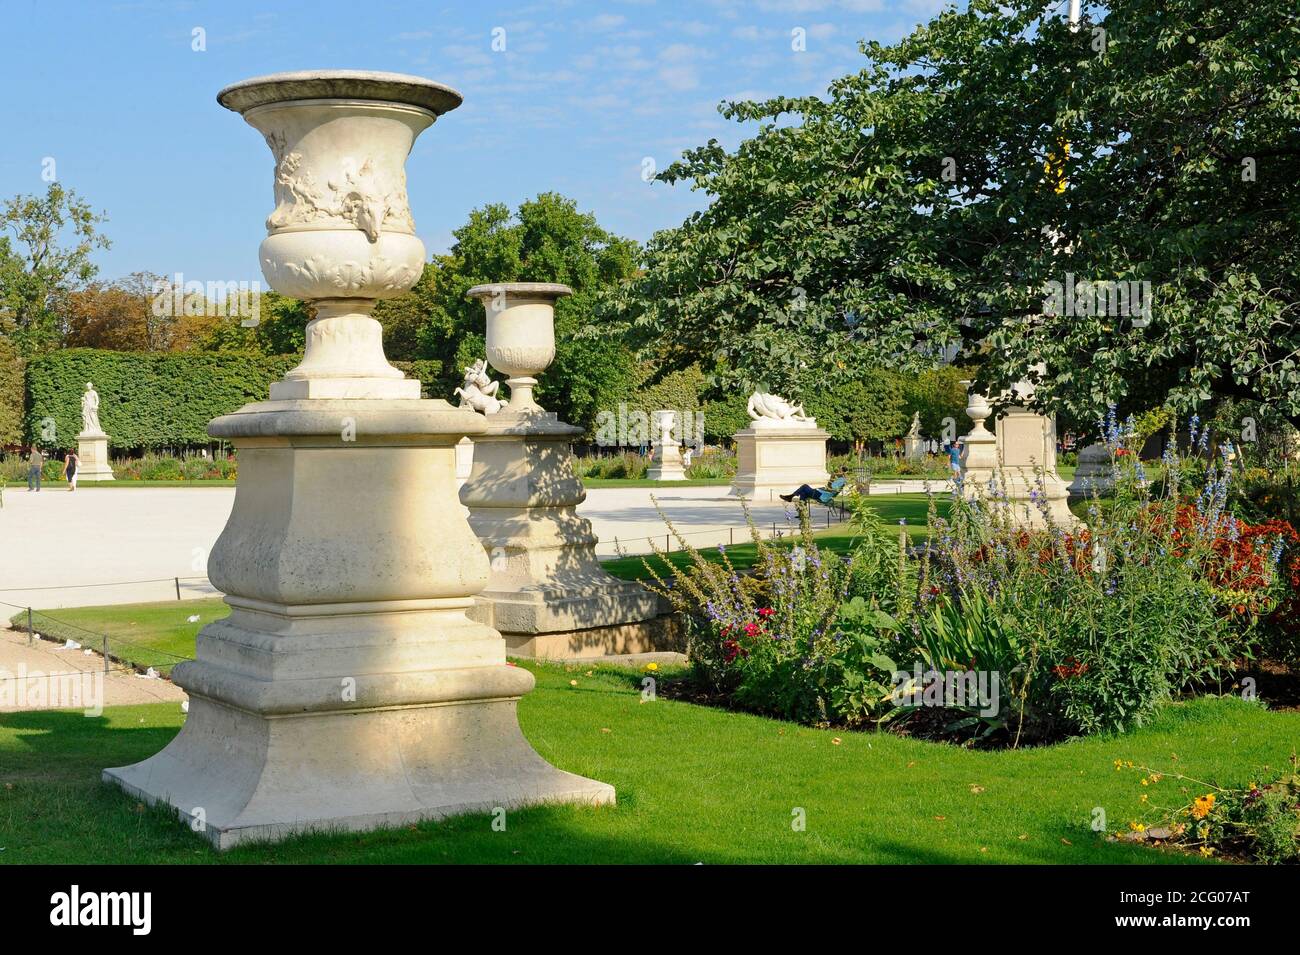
[
  {"left": 643, "top": 408, "right": 1295, "bottom": 745},
  {"left": 0, "top": 337, "right": 23, "bottom": 446},
  {"left": 24, "top": 349, "right": 296, "bottom": 450}
]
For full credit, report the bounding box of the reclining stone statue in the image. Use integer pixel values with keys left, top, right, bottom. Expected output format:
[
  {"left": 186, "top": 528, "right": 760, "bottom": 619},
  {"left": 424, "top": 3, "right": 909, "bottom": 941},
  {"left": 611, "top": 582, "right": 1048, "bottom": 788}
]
[{"left": 747, "top": 390, "right": 810, "bottom": 423}]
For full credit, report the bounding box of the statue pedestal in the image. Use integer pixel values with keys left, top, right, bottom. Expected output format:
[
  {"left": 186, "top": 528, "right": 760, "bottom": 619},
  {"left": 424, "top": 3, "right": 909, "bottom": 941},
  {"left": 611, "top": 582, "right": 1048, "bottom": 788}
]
[
  {"left": 1066, "top": 442, "right": 1114, "bottom": 500},
  {"left": 963, "top": 407, "right": 1075, "bottom": 528},
  {"left": 460, "top": 410, "right": 661, "bottom": 651},
  {"left": 903, "top": 434, "right": 924, "bottom": 462},
  {"left": 730, "top": 421, "right": 830, "bottom": 502},
  {"left": 104, "top": 399, "right": 613, "bottom": 849},
  {"left": 647, "top": 441, "right": 687, "bottom": 481},
  {"left": 76, "top": 430, "right": 114, "bottom": 482}
]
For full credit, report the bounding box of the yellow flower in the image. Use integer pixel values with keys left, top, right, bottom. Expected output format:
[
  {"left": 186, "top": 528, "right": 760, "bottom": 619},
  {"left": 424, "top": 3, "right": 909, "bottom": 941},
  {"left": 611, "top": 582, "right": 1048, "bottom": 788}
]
[
  {"left": 644, "top": 662, "right": 659, "bottom": 672},
  {"left": 1140, "top": 794, "right": 1148, "bottom": 803},
  {"left": 1199, "top": 845, "right": 1215, "bottom": 857},
  {"left": 1191, "top": 793, "right": 1216, "bottom": 819},
  {"left": 1141, "top": 778, "right": 1149, "bottom": 786}
]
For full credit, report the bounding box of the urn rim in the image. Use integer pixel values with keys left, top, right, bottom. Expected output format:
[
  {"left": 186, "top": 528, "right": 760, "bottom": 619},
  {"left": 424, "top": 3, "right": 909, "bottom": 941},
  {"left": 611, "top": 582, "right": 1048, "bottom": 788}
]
[
  {"left": 466, "top": 282, "right": 573, "bottom": 302},
  {"left": 218, "top": 70, "right": 463, "bottom": 116}
]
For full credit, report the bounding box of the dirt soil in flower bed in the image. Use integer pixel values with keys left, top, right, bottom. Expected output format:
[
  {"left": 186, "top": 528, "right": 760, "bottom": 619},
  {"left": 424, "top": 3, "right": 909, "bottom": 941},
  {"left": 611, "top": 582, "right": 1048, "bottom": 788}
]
[{"left": 1241, "top": 659, "right": 1300, "bottom": 712}]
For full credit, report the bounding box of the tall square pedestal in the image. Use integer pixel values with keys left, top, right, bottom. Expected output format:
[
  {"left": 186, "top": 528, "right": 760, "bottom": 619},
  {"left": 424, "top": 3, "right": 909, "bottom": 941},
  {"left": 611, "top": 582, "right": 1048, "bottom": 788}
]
[
  {"left": 730, "top": 425, "right": 830, "bottom": 503},
  {"left": 103, "top": 399, "right": 614, "bottom": 849},
  {"left": 461, "top": 411, "right": 662, "bottom": 654},
  {"left": 76, "top": 431, "right": 115, "bottom": 482}
]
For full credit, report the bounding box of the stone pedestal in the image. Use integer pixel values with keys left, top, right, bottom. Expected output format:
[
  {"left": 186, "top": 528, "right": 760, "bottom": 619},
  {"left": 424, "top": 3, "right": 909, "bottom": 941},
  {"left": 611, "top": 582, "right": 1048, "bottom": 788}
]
[
  {"left": 646, "top": 409, "right": 686, "bottom": 481},
  {"left": 994, "top": 407, "right": 1077, "bottom": 527},
  {"left": 1067, "top": 442, "right": 1114, "bottom": 500},
  {"left": 959, "top": 382, "right": 1076, "bottom": 528},
  {"left": 460, "top": 410, "right": 661, "bottom": 648},
  {"left": 903, "top": 434, "right": 924, "bottom": 462},
  {"left": 454, "top": 436, "right": 475, "bottom": 490},
  {"left": 730, "top": 422, "right": 830, "bottom": 502},
  {"left": 76, "top": 430, "right": 114, "bottom": 482},
  {"left": 104, "top": 400, "right": 612, "bottom": 849}
]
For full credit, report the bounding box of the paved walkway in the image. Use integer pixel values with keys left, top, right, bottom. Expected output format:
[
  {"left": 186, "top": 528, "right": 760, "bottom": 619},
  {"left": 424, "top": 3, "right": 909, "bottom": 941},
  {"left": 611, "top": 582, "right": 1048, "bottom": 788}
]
[
  {"left": 0, "top": 483, "right": 833, "bottom": 610},
  {"left": 0, "top": 627, "right": 187, "bottom": 712}
]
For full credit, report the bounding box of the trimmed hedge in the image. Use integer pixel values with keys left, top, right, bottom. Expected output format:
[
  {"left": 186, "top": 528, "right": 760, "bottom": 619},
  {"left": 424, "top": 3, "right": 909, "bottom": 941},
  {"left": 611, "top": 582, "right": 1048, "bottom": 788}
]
[
  {"left": 0, "top": 338, "right": 23, "bottom": 446},
  {"left": 24, "top": 350, "right": 452, "bottom": 449},
  {"left": 24, "top": 350, "right": 298, "bottom": 450}
]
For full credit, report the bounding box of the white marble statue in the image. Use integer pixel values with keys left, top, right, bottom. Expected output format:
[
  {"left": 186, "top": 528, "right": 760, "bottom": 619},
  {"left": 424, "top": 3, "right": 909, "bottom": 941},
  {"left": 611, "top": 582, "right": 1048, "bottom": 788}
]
[
  {"left": 747, "top": 391, "right": 810, "bottom": 423},
  {"left": 907, "top": 411, "right": 921, "bottom": 437},
  {"left": 81, "top": 382, "right": 104, "bottom": 435},
  {"left": 454, "top": 359, "right": 503, "bottom": 415}
]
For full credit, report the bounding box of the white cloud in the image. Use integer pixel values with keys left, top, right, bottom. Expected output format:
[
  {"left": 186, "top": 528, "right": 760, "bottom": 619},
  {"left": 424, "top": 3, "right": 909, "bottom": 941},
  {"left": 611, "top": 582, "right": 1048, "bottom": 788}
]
[{"left": 588, "top": 13, "right": 628, "bottom": 31}]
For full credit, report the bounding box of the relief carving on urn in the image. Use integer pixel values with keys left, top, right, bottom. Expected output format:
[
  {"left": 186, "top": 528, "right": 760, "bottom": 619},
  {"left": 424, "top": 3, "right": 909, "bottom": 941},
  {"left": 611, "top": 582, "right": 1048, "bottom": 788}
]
[{"left": 217, "top": 70, "right": 462, "bottom": 397}]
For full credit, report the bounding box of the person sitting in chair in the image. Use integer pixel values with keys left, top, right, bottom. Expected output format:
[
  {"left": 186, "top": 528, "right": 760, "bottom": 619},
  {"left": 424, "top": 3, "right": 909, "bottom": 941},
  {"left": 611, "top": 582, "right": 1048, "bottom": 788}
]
[{"left": 780, "top": 467, "right": 849, "bottom": 504}]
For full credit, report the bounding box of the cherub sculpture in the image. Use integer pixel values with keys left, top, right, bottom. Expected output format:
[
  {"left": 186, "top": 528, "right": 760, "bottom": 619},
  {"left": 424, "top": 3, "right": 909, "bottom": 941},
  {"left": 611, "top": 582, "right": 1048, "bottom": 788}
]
[{"left": 454, "top": 359, "right": 504, "bottom": 415}]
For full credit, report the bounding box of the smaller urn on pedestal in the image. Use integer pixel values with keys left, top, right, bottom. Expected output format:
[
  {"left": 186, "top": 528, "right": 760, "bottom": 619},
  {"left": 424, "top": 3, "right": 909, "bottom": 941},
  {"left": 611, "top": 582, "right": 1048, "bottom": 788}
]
[
  {"left": 460, "top": 283, "right": 662, "bottom": 658},
  {"left": 647, "top": 410, "right": 687, "bottom": 481}
]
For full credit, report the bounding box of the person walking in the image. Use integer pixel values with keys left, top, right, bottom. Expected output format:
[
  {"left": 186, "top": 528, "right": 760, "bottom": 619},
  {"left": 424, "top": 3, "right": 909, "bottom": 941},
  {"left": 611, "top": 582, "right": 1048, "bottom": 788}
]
[
  {"left": 26, "top": 447, "right": 44, "bottom": 492},
  {"left": 62, "top": 450, "right": 81, "bottom": 492}
]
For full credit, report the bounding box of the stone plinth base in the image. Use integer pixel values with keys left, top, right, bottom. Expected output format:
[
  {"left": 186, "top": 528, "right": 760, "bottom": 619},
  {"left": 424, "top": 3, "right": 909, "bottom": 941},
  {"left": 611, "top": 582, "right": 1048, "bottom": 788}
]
[
  {"left": 105, "top": 685, "right": 612, "bottom": 850},
  {"left": 76, "top": 431, "right": 114, "bottom": 482},
  {"left": 963, "top": 407, "right": 1078, "bottom": 529},
  {"left": 104, "top": 397, "right": 613, "bottom": 849},
  {"left": 647, "top": 441, "right": 686, "bottom": 481},
  {"left": 462, "top": 410, "right": 662, "bottom": 639},
  {"left": 1067, "top": 442, "right": 1114, "bottom": 500},
  {"left": 730, "top": 423, "right": 829, "bottom": 501},
  {"left": 487, "top": 610, "right": 684, "bottom": 660}
]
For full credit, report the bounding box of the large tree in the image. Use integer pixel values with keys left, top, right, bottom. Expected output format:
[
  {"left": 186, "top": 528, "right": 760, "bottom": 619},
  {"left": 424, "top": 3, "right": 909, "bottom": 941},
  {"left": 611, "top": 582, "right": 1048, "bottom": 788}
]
[
  {"left": 610, "top": 0, "right": 1300, "bottom": 434},
  {"left": 0, "top": 183, "right": 110, "bottom": 354}
]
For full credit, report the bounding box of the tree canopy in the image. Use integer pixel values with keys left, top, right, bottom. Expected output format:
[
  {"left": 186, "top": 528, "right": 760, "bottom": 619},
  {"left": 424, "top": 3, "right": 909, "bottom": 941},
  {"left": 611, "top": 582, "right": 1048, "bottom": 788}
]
[
  {"left": 609, "top": 0, "right": 1300, "bottom": 434},
  {"left": 0, "top": 183, "right": 110, "bottom": 355}
]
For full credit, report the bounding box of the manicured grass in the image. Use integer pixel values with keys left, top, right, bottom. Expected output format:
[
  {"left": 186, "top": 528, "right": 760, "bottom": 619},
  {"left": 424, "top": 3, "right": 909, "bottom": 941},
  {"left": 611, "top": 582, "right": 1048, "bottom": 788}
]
[
  {"left": 13, "top": 600, "right": 228, "bottom": 675},
  {"left": 0, "top": 660, "right": 1292, "bottom": 863},
  {"left": 601, "top": 493, "right": 943, "bottom": 580},
  {"left": 581, "top": 477, "right": 732, "bottom": 488}
]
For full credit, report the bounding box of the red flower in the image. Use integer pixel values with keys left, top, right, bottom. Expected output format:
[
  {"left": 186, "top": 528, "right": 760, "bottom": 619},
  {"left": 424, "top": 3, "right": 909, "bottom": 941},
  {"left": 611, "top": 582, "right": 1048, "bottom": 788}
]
[
  {"left": 757, "top": 607, "right": 775, "bottom": 618},
  {"left": 743, "top": 622, "right": 760, "bottom": 637},
  {"left": 722, "top": 640, "right": 748, "bottom": 663}
]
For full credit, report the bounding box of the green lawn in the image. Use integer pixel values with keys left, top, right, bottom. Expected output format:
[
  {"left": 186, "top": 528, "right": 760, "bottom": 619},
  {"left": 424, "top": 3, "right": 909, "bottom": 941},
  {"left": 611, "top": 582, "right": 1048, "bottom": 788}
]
[
  {"left": 0, "top": 660, "right": 1291, "bottom": 863},
  {"left": 17, "top": 600, "right": 228, "bottom": 676}
]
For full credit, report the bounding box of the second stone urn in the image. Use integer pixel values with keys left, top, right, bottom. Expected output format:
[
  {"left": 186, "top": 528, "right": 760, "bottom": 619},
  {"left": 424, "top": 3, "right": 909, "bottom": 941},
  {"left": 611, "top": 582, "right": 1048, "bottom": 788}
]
[
  {"left": 104, "top": 72, "right": 614, "bottom": 848},
  {"left": 461, "top": 283, "right": 662, "bottom": 658}
]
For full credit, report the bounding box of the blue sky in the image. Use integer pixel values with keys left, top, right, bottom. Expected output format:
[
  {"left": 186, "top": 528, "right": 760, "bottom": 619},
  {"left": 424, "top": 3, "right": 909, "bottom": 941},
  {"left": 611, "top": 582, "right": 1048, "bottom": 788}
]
[{"left": 1, "top": 0, "right": 946, "bottom": 288}]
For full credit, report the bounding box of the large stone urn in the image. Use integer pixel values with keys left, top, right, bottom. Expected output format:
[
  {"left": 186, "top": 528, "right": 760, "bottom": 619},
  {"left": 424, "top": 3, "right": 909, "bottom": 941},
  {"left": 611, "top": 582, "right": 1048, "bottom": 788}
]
[
  {"left": 104, "top": 72, "right": 613, "bottom": 848},
  {"left": 459, "top": 283, "right": 662, "bottom": 658}
]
